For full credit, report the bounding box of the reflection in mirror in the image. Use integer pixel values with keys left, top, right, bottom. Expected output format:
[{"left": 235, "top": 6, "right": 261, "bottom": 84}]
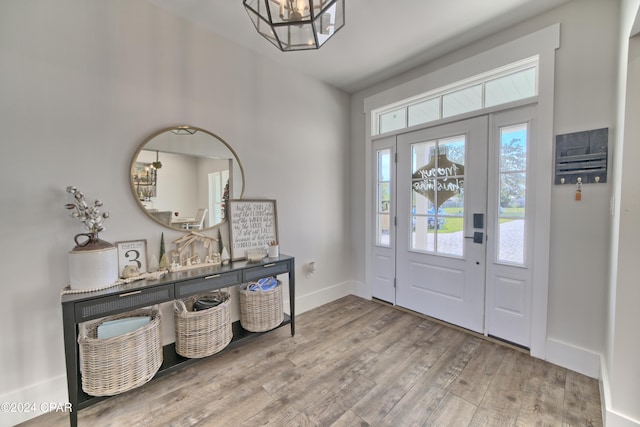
[{"left": 130, "top": 126, "right": 244, "bottom": 231}]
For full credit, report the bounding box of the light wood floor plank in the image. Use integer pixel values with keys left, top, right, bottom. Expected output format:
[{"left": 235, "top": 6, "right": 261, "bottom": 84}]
[
  {"left": 377, "top": 333, "right": 482, "bottom": 426},
  {"left": 516, "top": 379, "right": 565, "bottom": 426},
  {"left": 448, "top": 339, "right": 508, "bottom": 405},
  {"left": 562, "top": 369, "right": 603, "bottom": 426},
  {"left": 428, "top": 392, "right": 478, "bottom": 426},
  {"left": 191, "top": 387, "right": 275, "bottom": 427},
  {"left": 351, "top": 324, "right": 456, "bottom": 425},
  {"left": 329, "top": 409, "right": 370, "bottom": 427},
  {"left": 353, "top": 318, "right": 441, "bottom": 384},
  {"left": 469, "top": 350, "right": 533, "bottom": 426},
  {"left": 264, "top": 345, "right": 377, "bottom": 413},
  {"left": 469, "top": 387, "right": 523, "bottom": 427},
  {"left": 515, "top": 358, "right": 567, "bottom": 426},
  {"left": 285, "top": 303, "right": 394, "bottom": 368},
  {"left": 355, "top": 307, "right": 421, "bottom": 354},
  {"left": 293, "top": 295, "right": 379, "bottom": 334},
  {"left": 19, "top": 295, "right": 602, "bottom": 427},
  {"left": 303, "top": 369, "right": 375, "bottom": 426},
  {"left": 240, "top": 394, "right": 307, "bottom": 426}
]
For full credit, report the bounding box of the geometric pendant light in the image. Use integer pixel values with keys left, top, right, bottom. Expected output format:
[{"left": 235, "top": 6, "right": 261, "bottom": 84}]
[{"left": 243, "top": 0, "right": 345, "bottom": 51}]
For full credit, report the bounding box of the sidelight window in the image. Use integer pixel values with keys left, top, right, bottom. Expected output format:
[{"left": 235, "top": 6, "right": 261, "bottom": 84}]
[
  {"left": 376, "top": 148, "right": 392, "bottom": 246},
  {"left": 497, "top": 123, "right": 527, "bottom": 265}
]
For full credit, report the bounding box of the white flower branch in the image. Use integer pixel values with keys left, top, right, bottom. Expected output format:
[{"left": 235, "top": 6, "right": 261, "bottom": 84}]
[{"left": 65, "top": 186, "right": 109, "bottom": 234}]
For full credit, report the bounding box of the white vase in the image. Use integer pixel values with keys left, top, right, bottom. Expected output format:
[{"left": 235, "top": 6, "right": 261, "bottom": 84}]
[
  {"left": 68, "top": 233, "right": 118, "bottom": 289},
  {"left": 268, "top": 245, "right": 279, "bottom": 258}
]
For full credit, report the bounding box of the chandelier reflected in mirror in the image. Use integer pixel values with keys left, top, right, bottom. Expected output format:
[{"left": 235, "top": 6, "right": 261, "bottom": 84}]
[{"left": 243, "top": 0, "right": 345, "bottom": 51}]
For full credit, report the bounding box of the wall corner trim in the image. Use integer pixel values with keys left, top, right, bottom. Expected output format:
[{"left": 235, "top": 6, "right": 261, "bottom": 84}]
[{"left": 600, "top": 356, "right": 640, "bottom": 427}]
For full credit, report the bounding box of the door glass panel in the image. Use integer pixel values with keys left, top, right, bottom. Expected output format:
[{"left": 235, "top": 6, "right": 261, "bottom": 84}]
[
  {"left": 379, "top": 108, "right": 406, "bottom": 134},
  {"left": 408, "top": 98, "right": 439, "bottom": 127},
  {"left": 376, "top": 149, "right": 391, "bottom": 246},
  {"left": 497, "top": 124, "right": 527, "bottom": 264},
  {"left": 485, "top": 67, "right": 536, "bottom": 108},
  {"left": 442, "top": 84, "right": 482, "bottom": 118},
  {"left": 411, "top": 136, "right": 465, "bottom": 256}
]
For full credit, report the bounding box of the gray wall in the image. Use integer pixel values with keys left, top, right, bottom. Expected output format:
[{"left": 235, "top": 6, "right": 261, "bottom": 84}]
[
  {"left": 0, "top": 1, "right": 351, "bottom": 423},
  {"left": 607, "top": 0, "right": 640, "bottom": 423},
  {"left": 350, "top": 0, "right": 640, "bottom": 423}
]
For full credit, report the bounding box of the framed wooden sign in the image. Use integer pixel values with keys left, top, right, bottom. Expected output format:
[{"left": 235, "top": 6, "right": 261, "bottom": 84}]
[
  {"left": 228, "top": 199, "right": 278, "bottom": 260},
  {"left": 115, "top": 239, "right": 148, "bottom": 275}
]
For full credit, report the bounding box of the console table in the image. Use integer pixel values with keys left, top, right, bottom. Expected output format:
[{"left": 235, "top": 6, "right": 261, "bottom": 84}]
[{"left": 61, "top": 255, "right": 295, "bottom": 427}]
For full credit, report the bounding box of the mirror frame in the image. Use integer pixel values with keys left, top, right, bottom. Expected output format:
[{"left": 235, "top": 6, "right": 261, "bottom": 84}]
[{"left": 130, "top": 125, "right": 245, "bottom": 231}]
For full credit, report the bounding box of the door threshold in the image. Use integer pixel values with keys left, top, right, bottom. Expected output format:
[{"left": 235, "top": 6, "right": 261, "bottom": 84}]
[{"left": 372, "top": 298, "right": 530, "bottom": 355}]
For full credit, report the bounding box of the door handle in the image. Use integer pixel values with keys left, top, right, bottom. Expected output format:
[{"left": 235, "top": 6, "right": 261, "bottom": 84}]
[{"left": 464, "top": 232, "right": 484, "bottom": 244}]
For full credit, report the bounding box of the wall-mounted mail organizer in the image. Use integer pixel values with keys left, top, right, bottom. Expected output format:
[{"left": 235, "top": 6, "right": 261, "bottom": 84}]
[{"left": 555, "top": 127, "right": 608, "bottom": 185}]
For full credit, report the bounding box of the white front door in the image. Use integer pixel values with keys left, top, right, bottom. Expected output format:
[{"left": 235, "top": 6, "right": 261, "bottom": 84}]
[
  {"left": 371, "top": 109, "right": 536, "bottom": 346},
  {"left": 396, "top": 116, "right": 489, "bottom": 333}
]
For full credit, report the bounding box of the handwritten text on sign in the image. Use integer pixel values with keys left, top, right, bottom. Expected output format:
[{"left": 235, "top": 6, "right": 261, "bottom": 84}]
[{"left": 229, "top": 200, "right": 278, "bottom": 259}]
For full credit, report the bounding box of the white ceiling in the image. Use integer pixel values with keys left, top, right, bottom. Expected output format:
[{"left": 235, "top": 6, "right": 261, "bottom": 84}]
[{"left": 147, "top": 0, "right": 569, "bottom": 94}]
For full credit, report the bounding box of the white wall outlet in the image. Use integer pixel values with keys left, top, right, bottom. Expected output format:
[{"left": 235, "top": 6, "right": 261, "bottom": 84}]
[{"left": 304, "top": 261, "right": 316, "bottom": 278}]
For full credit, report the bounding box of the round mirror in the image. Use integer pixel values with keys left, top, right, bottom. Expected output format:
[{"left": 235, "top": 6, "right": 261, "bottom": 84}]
[{"left": 130, "top": 126, "right": 244, "bottom": 231}]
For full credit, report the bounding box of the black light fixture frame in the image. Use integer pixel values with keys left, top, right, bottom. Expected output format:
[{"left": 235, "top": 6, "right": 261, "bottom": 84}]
[{"left": 243, "top": 0, "right": 345, "bottom": 52}]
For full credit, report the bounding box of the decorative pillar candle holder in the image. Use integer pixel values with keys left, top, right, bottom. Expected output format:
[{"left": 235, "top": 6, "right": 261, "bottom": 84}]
[{"left": 268, "top": 245, "right": 279, "bottom": 258}]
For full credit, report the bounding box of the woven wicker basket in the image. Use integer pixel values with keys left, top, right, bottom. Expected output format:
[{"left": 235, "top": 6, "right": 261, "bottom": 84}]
[
  {"left": 78, "top": 308, "right": 162, "bottom": 397},
  {"left": 239, "top": 280, "right": 284, "bottom": 332},
  {"left": 174, "top": 290, "right": 232, "bottom": 358}
]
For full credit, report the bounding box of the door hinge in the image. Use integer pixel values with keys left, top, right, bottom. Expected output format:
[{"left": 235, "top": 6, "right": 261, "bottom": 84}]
[
  {"left": 395, "top": 152, "right": 398, "bottom": 163},
  {"left": 393, "top": 278, "right": 397, "bottom": 288},
  {"left": 394, "top": 216, "right": 397, "bottom": 226}
]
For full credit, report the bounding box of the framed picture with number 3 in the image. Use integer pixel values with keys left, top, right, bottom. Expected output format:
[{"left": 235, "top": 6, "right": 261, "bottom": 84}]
[{"left": 116, "top": 240, "right": 148, "bottom": 276}]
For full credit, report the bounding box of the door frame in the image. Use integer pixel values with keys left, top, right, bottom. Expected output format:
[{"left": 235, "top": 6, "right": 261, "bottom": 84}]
[
  {"left": 366, "top": 102, "right": 549, "bottom": 354},
  {"left": 363, "top": 25, "right": 558, "bottom": 359}
]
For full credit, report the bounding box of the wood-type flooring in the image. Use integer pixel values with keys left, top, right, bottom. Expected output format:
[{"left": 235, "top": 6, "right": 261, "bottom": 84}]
[{"left": 20, "top": 295, "right": 602, "bottom": 426}]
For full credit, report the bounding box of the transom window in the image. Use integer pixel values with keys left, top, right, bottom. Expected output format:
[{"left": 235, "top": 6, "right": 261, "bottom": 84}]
[{"left": 373, "top": 57, "right": 538, "bottom": 135}]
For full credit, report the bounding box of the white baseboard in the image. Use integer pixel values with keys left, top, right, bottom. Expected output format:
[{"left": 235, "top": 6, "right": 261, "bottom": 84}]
[
  {"left": 351, "top": 280, "right": 370, "bottom": 300},
  {"left": 294, "top": 280, "right": 355, "bottom": 314},
  {"left": 545, "top": 337, "right": 601, "bottom": 379},
  {"left": 600, "top": 357, "right": 640, "bottom": 427},
  {"left": 0, "top": 375, "right": 69, "bottom": 426}
]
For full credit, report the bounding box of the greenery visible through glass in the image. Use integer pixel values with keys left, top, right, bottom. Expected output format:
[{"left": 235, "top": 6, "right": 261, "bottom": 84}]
[
  {"left": 411, "top": 136, "right": 465, "bottom": 256},
  {"left": 377, "top": 149, "right": 391, "bottom": 246},
  {"left": 498, "top": 123, "right": 527, "bottom": 264}
]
